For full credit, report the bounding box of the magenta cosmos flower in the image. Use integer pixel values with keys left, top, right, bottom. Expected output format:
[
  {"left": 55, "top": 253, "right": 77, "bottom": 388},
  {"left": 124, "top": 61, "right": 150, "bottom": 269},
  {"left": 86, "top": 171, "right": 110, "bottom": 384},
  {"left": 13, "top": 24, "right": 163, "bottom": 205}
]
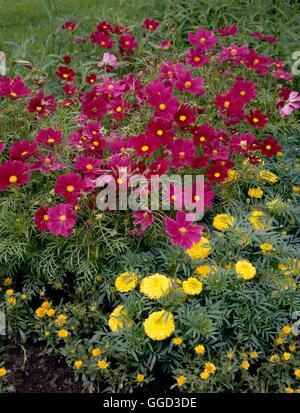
[
  {"left": 9, "top": 139, "right": 37, "bottom": 161},
  {"left": 0, "top": 76, "right": 31, "bottom": 98},
  {"left": 164, "top": 211, "right": 203, "bottom": 249},
  {"left": 0, "top": 160, "right": 31, "bottom": 190},
  {"left": 278, "top": 90, "right": 300, "bottom": 117},
  {"left": 34, "top": 128, "right": 62, "bottom": 147},
  {"left": 31, "top": 152, "right": 66, "bottom": 173},
  {"left": 73, "top": 156, "right": 102, "bottom": 178},
  {"left": 119, "top": 35, "right": 138, "bottom": 51},
  {"left": 54, "top": 173, "right": 85, "bottom": 203},
  {"left": 27, "top": 91, "right": 56, "bottom": 117},
  {"left": 188, "top": 28, "right": 218, "bottom": 50},
  {"left": 47, "top": 203, "right": 77, "bottom": 237}
]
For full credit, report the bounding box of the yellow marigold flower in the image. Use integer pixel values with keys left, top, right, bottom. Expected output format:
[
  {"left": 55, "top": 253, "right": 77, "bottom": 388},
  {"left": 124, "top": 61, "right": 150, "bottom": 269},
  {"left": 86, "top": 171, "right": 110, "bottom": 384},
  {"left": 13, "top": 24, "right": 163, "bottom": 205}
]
[
  {"left": 0, "top": 367, "right": 7, "bottom": 377},
  {"left": 250, "top": 351, "right": 258, "bottom": 358},
  {"left": 248, "top": 187, "right": 264, "bottom": 198},
  {"left": 92, "top": 348, "right": 101, "bottom": 357},
  {"left": 241, "top": 360, "right": 250, "bottom": 370},
  {"left": 195, "top": 345, "right": 205, "bottom": 354},
  {"left": 284, "top": 387, "right": 294, "bottom": 393},
  {"left": 260, "top": 243, "right": 273, "bottom": 252},
  {"left": 278, "top": 259, "right": 300, "bottom": 276},
  {"left": 173, "top": 337, "right": 183, "bottom": 346},
  {"left": 7, "top": 297, "right": 16, "bottom": 306},
  {"left": 115, "top": 271, "right": 138, "bottom": 293},
  {"left": 57, "top": 329, "right": 68, "bottom": 338},
  {"left": 204, "top": 362, "right": 216, "bottom": 374},
  {"left": 280, "top": 326, "right": 292, "bottom": 336},
  {"left": 226, "top": 169, "right": 240, "bottom": 182},
  {"left": 108, "top": 305, "right": 132, "bottom": 333},
  {"left": 185, "top": 237, "right": 212, "bottom": 260},
  {"left": 55, "top": 314, "right": 67, "bottom": 325},
  {"left": 292, "top": 186, "right": 299, "bottom": 194},
  {"left": 200, "top": 370, "right": 210, "bottom": 380},
  {"left": 212, "top": 213, "right": 234, "bottom": 232},
  {"left": 289, "top": 345, "right": 296, "bottom": 352},
  {"left": 294, "top": 368, "right": 300, "bottom": 379},
  {"left": 98, "top": 359, "right": 109, "bottom": 369},
  {"left": 270, "top": 354, "right": 279, "bottom": 363},
  {"left": 195, "top": 264, "right": 216, "bottom": 277},
  {"left": 144, "top": 310, "right": 175, "bottom": 341},
  {"left": 3, "top": 277, "right": 12, "bottom": 286},
  {"left": 46, "top": 308, "right": 55, "bottom": 317},
  {"left": 177, "top": 375, "right": 186, "bottom": 386},
  {"left": 5, "top": 289, "right": 14, "bottom": 296},
  {"left": 140, "top": 273, "right": 171, "bottom": 299},
  {"left": 74, "top": 360, "right": 83, "bottom": 369},
  {"left": 35, "top": 307, "right": 46, "bottom": 318},
  {"left": 235, "top": 260, "right": 256, "bottom": 280},
  {"left": 137, "top": 373, "right": 145, "bottom": 383},
  {"left": 276, "top": 338, "right": 284, "bottom": 345},
  {"left": 248, "top": 210, "right": 268, "bottom": 231},
  {"left": 259, "top": 170, "right": 278, "bottom": 183},
  {"left": 41, "top": 301, "right": 51, "bottom": 310},
  {"left": 182, "top": 277, "right": 202, "bottom": 295},
  {"left": 227, "top": 351, "right": 234, "bottom": 360},
  {"left": 283, "top": 352, "right": 291, "bottom": 361}
]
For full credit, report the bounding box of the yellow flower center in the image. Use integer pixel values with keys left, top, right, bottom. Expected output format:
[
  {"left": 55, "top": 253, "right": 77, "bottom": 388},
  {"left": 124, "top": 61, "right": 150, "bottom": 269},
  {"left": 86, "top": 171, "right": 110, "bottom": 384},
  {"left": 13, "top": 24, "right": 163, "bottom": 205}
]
[
  {"left": 86, "top": 164, "right": 93, "bottom": 170},
  {"left": 253, "top": 59, "right": 260, "bottom": 65},
  {"left": 36, "top": 105, "right": 43, "bottom": 111},
  {"left": 157, "top": 129, "right": 163, "bottom": 136},
  {"left": 240, "top": 90, "right": 246, "bottom": 96},
  {"left": 194, "top": 56, "right": 201, "bottom": 62},
  {"left": 43, "top": 214, "right": 49, "bottom": 221},
  {"left": 107, "top": 84, "right": 114, "bottom": 90},
  {"left": 224, "top": 101, "right": 230, "bottom": 108},
  {"left": 214, "top": 172, "right": 221, "bottom": 178},
  {"left": 159, "top": 103, "right": 166, "bottom": 110},
  {"left": 10, "top": 92, "right": 17, "bottom": 97},
  {"left": 59, "top": 215, "right": 66, "bottom": 222},
  {"left": 9, "top": 175, "right": 18, "bottom": 184},
  {"left": 252, "top": 117, "right": 259, "bottom": 123},
  {"left": 200, "top": 37, "right": 206, "bottom": 43},
  {"left": 266, "top": 145, "right": 272, "bottom": 150},
  {"left": 116, "top": 106, "right": 122, "bottom": 112},
  {"left": 185, "top": 81, "right": 192, "bottom": 88},
  {"left": 179, "top": 115, "right": 187, "bottom": 121},
  {"left": 199, "top": 136, "right": 206, "bottom": 142},
  {"left": 231, "top": 49, "right": 237, "bottom": 55},
  {"left": 179, "top": 151, "right": 185, "bottom": 158},
  {"left": 62, "top": 73, "right": 69, "bottom": 78},
  {"left": 141, "top": 145, "right": 149, "bottom": 152},
  {"left": 66, "top": 185, "right": 75, "bottom": 192},
  {"left": 179, "top": 227, "right": 187, "bottom": 233}
]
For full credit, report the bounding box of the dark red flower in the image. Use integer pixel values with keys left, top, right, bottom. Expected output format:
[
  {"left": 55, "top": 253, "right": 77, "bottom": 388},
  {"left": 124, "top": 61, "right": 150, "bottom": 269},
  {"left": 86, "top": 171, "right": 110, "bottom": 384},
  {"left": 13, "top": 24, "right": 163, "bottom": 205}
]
[
  {"left": 27, "top": 91, "right": 56, "bottom": 117},
  {"left": 206, "top": 164, "right": 228, "bottom": 183},
  {"left": 119, "top": 35, "right": 138, "bottom": 51},
  {"left": 34, "top": 207, "right": 49, "bottom": 232},
  {"left": 9, "top": 139, "right": 37, "bottom": 161},
  {"left": 130, "top": 134, "right": 161, "bottom": 157},
  {"left": 86, "top": 73, "right": 97, "bottom": 85},
  {"left": 56, "top": 66, "right": 76, "bottom": 81},
  {"left": 174, "top": 105, "right": 196, "bottom": 127},
  {"left": 259, "top": 136, "right": 281, "bottom": 157},
  {"left": 54, "top": 173, "right": 85, "bottom": 204},
  {"left": 143, "top": 19, "right": 159, "bottom": 31},
  {"left": 0, "top": 160, "right": 31, "bottom": 190},
  {"left": 35, "top": 128, "right": 62, "bottom": 147},
  {"left": 217, "top": 24, "right": 238, "bottom": 36},
  {"left": 246, "top": 109, "right": 268, "bottom": 127},
  {"left": 61, "top": 21, "right": 77, "bottom": 31}
]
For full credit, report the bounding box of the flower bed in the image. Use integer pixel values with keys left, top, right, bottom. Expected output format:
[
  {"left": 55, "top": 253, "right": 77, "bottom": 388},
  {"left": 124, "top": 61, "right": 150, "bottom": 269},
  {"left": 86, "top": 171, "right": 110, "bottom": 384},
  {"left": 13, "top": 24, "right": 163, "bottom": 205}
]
[{"left": 0, "top": 13, "right": 299, "bottom": 393}]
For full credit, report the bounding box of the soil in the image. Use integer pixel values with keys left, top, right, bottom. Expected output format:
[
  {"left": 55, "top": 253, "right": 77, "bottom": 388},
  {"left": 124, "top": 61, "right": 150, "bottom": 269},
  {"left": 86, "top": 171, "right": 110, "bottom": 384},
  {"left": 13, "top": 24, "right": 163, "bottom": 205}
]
[
  {"left": 2, "top": 344, "right": 175, "bottom": 393},
  {"left": 3, "top": 345, "right": 82, "bottom": 393}
]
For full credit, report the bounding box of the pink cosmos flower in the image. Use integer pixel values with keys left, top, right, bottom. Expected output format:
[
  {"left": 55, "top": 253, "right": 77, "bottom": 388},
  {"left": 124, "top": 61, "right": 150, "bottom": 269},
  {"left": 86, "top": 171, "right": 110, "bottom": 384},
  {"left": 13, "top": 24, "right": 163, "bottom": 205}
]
[
  {"left": 73, "top": 156, "right": 102, "bottom": 178},
  {"left": 272, "top": 70, "right": 293, "bottom": 81},
  {"left": 0, "top": 160, "right": 31, "bottom": 190},
  {"left": 97, "top": 52, "right": 118, "bottom": 70},
  {"left": 185, "top": 47, "right": 211, "bottom": 67},
  {"left": 130, "top": 134, "right": 161, "bottom": 157},
  {"left": 175, "top": 70, "right": 205, "bottom": 96},
  {"left": 56, "top": 66, "right": 76, "bottom": 81},
  {"left": 9, "top": 139, "right": 37, "bottom": 161},
  {"left": 90, "top": 32, "right": 114, "bottom": 48},
  {"left": 250, "top": 32, "right": 276, "bottom": 43},
  {"left": 34, "top": 207, "right": 49, "bottom": 232},
  {"left": 246, "top": 109, "right": 268, "bottom": 127},
  {"left": 164, "top": 211, "right": 203, "bottom": 249},
  {"left": 0, "top": 76, "right": 31, "bottom": 98},
  {"left": 47, "top": 203, "right": 77, "bottom": 237},
  {"left": 174, "top": 104, "right": 196, "bottom": 128},
  {"left": 170, "top": 139, "right": 196, "bottom": 167},
  {"left": 27, "top": 91, "right": 56, "bottom": 117},
  {"left": 229, "top": 78, "right": 257, "bottom": 104},
  {"left": 157, "top": 39, "right": 172, "bottom": 50},
  {"left": 119, "top": 35, "right": 138, "bottom": 51},
  {"left": 132, "top": 210, "right": 154, "bottom": 233},
  {"left": 188, "top": 28, "right": 218, "bottom": 50},
  {"left": 54, "top": 173, "right": 85, "bottom": 204},
  {"left": 146, "top": 117, "right": 174, "bottom": 144},
  {"left": 31, "top": 152, "right": 66, "bottom": 173},
  {"left": 244, "top": 50, "right": 271, "bottom": 75},
  {"left": 231, "top": 133, "right": 255, "bottom": 154},
  {"left": 278, "top": 90, "right": 300, "bottom": 117},
  {"left": 217, "top": 44, "right": 249, "bottom": 63},
  {"left": 61, "top": 21, "right": 77, "bottom": 31},
  {"left": 34, "top": 128, "right": 62, "bottom": 147},
  {"left": 143, "top": 19, "right": 159, "bottom": 31},
  {"left": 217, "top": 24, "right": 238, "bottom": 36}
]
